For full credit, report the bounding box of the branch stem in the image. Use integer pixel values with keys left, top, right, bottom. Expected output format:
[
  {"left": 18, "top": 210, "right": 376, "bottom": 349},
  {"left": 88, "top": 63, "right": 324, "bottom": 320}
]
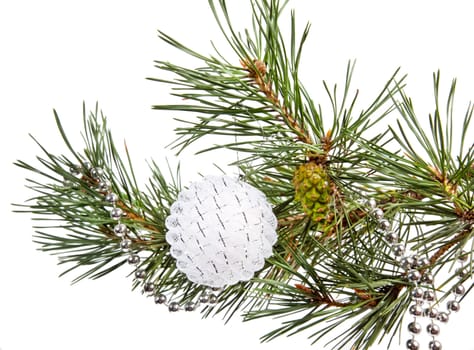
[{"left": 242, "top": 59, "right": 313, "bottom": 144}]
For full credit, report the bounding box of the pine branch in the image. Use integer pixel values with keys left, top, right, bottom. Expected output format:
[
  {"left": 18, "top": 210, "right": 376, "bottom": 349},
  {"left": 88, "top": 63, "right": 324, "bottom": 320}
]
[
  {"left": 14, "top": 1, "right": 474, "bottom": 349},
  {"left": 355, "top": 72, "right": 474, "bottom": 299},
  {"left": 14, "top": 106, "right": 179, "bottom": 286},
  {"left": 150, "top": 1, "right": 404, "bottom": 174},
  {"left": 146, "top": 1, "right": 472, "bottom": 348}
]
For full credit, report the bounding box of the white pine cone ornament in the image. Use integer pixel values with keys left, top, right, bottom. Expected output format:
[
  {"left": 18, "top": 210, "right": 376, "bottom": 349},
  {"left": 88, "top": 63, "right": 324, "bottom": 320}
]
[{"left": 293, "top": 162, "right": 332, "bottom": 222}]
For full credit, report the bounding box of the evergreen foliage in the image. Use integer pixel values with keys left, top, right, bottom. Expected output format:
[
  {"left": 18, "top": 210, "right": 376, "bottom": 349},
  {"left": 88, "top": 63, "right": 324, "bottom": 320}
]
[{"left": 15, "top": 1, "right": 473, "bottom": 349}]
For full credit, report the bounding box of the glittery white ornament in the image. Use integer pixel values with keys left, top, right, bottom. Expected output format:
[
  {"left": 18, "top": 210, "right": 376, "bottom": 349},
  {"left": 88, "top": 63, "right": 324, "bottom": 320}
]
[{"left": 165, "top": 175, "right": 278, "bottom": 288}]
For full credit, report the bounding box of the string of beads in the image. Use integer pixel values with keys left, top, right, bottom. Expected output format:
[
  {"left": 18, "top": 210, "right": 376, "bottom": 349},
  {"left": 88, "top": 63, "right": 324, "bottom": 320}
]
[
  {"left": 66, "top": 164, "right": 470, "bottom": 333},
  {"left": 366, "top": 199, "right": 467, "bottom": 350},
  {"left": 69, "top": 163, "right": 220, "bottom": 312}
]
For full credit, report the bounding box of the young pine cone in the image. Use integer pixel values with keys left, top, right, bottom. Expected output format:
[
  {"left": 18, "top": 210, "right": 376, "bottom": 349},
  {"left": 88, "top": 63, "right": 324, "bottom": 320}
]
[{"left": 293, "top": 162, "right": 332, "bottom": 222}]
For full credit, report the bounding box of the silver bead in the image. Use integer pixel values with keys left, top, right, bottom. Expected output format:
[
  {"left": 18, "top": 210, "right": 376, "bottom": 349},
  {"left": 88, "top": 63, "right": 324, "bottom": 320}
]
[
  {"left": 70, "top": 165, "right": 81, "bottom": 176},
  {"left": 98, "top": 180, "right": 110, "bottom": 192},
  {"left": 407, "top": 270, "right": 422, "bottom": 282},
  {"left": 406, "top": 338, "right": 420, "bottom": 350},
  {"left": 372, "top": 208, "right": 384, "bottom": 220},
  {"left": 392, "top": 243, "right": 406, "bottom": 257},
  {"left": 400, "top": 256, "right": 415, "bottom": 270},
  {"left": 155, "top": 294, "right": 167, "bottom": 304},
  {"left": 143, "top": 282, "right": 155, "bottom": 293},
  {"left": 408, "top": 321, "right": 422, "bottom": 335},
  {"left": 423, "top": 290, "right": 435, "bottom": 302},
  {"left": 429, "top": 340, "right": 442, "bottom": 350},
  {"left": 437, "top": 312, "right": 449, "bottom": 323},
  {"left": 409, "top": 304, "right": 423, "bottom": 316},
  {"left": 456, "top": 267, "right": 469, "bottom": 278},
  {"left": 416, "top": 256, "right": 430, "bottom": 268},
  {"left": 127, "top": 254, "right": 140, "bottom": 265},
  {"left": 63, "top": 179, "right": 73, "bottom": 188},
  {"left": 184, "top": 302, "right": 196, "bottom": 312},
  {"left": 199, "top": 293, "right": 210, "bottom": 304},
  {"left": 411, "top": 287, "right": 424, "bottom": 299},
  {"left": 366, "top": 198, "right": 377, "bottom": 209},
  {"left": 90, "top": 167, "right": 104, "bottom": 179},
  {"left": 458, "top": 250, "right": 468, "bottom": 262},
  {"left": 447, "top": 300, "right": 460, "bottom": 312},
  {"left": 168, "top": 302, "right": 180, "bottom": 312},
  {"left": 378, "top": 219, "right": 391, "bottom": 231},
  {"left": 427, "top": 323, "right": 440, "bottom": 336},
  {"left": 82, "top": 161, "right": 92, "bottom": 170},
  {"left": 453, "top": 284, "right": 465, "bottom": 296},
  {"left": 208, "top": 294, "right": 218, "bottom": 304},
  {"left": 135, "top": 269, "right": 146, "bottom": 279},
  {"left": 110, "top": 207, "right": 124, "bottom": 220},
  {"left": 105, "top": 192, "right": 118, "bottom": 203},
  {"left": 424, "top": 307, "right": 438, "bottom": 319},
  {"left": 120, "top": 239, "right": 132, "bottom": 252},
  {"left": 114, "top": 223, "right": 128, "bottom": 237},
  {"left": 421, "top": 272, "right": 434, "bottom": 285},
  {"left": 384, "top": 231, "right": 399, "bottom": 243}
]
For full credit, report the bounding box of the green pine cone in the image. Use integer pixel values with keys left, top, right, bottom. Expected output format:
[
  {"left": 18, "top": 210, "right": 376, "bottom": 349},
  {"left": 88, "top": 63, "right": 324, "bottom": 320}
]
[{"left": 293, "top": 162, "right": 332, "bottom": 222}]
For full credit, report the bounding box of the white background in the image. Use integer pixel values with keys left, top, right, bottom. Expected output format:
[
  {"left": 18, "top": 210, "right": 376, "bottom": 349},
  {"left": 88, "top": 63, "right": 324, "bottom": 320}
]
[{"left": 1, "top": 1, "right": 473, "bottom": 349}]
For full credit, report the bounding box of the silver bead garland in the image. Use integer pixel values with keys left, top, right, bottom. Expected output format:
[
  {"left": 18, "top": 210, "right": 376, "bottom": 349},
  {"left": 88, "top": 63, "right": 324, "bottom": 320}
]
[
  {"left": 365, "top": 199, "right": 470, "bottom": 350},
  {"left": 66, "top": 163, "right": 223, "bottom": 313},
  {"left": 65, "top": 165, "right": 471, "bottom": 330}
]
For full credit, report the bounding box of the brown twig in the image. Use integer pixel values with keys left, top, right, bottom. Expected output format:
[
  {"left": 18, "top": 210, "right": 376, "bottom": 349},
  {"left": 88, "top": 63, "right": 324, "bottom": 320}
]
[
  {"left": 241, "top": 59, "right": 313, "bottom": 145},
  {"left": 424, "top": 163, "right": 473, "bottom": 266},
  {"left": 295, "top": 283, "right": 404, "bottom": 309},
  {"left": 278, "top": 213, "right": 306, "bottom": 227},
  {"left": 295, "top": 284, "right": 351, "bottom": 307},
  {"left": 81, "top": 173, "right": 160, "bottom": 245},
  {"left": 428, "top": 227, "right": 472, "bottom": 267},
  {"left": 428, "top": 165, "right": 458, "bottom": 196}
]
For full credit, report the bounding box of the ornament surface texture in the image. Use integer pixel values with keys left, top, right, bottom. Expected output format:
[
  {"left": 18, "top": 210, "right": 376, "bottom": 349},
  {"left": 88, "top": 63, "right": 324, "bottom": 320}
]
[{"left": 165, "top": 175, "right": 278, "bottom": 288}]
